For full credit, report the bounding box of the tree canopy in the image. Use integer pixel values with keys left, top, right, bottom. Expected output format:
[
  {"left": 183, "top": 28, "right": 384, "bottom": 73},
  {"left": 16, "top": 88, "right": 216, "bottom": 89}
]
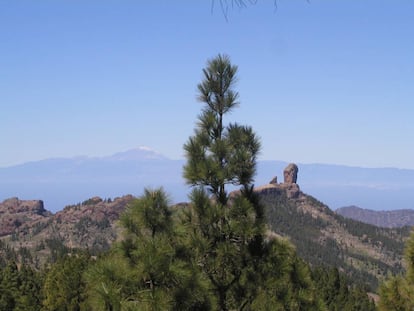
[{"left": 379, "top": 229, "right": 414, "bottom": 310}]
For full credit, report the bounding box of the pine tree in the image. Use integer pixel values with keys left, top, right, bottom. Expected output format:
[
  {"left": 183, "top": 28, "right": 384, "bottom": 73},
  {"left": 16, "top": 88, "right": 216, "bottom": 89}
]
[
  {"left": 83, "top": 54, "right": 323, "bottom": 311},
  {"left": 379, "top": 229, "right": 414, "bottom": 310},
  {"left": 15, "top": 265, "right": 43, "bottom": 311},
  {"left": 42, "top": 252, "right": 90, "bottom": 311},
  {"left": 404, "top": 229, "right": 414, "bottom": 284},
  {"left": 378, "top": 276, "right": 413, "bottom": 311},
  {"left": 0, "top": 262, "right": 43, "bottom": 311},
  {"left": 183, "top": 54, "right": 261, "bottom": 310},
  {"left": 184, "top": 54, "right": 260, "bottom": 203},
  {"left": 183, "top": 54, "right": 322, "bottom": 311},
  {"left": 0, "top": 262, "right": 19, "bottom": 310},
  {"left": 85, "top": 188, "right": 210, "bottom": 311}
]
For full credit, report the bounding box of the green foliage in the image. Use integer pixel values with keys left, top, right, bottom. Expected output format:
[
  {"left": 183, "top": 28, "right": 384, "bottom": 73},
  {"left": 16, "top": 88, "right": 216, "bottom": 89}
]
[
  {"left": 335, "top": 214, "right": 409, "bottom": 254},
  {"left": 85, "top": 188, "right": 210, "bottom": 310},
  {"left": 42, "top": 252, "right": 90, "bottom": 311},
  {"left": 379, "top": 229, "right": 414, "bottom": 310},
  {"left": 0, "top": 240, "right": 18, "bottom": 267},
  {"left": 183, "top": 54, "right": 260, "bottom": 206},
  {"left": 45, "top": 236, "right": 70, "bottom": 263},
  {"left": 182, "top": 54, "right": 323, "bottom": 311},
  {"left": 18, "top": 246, "right": 33, "bottom": 265},
  {"left": 404, "top": 229, "right": 414, "bottom": 284},
  {"left": 121, "top": 188, "right": 172, "bottom": 238},
  {"left": 0, "top": 262, "right": 43, "bottom": 311},
  {"left": 262, "top": 190, "right": 406, "bottom": 290},
  {"left": 0, "top": 262, "right": 20, "bottom": 310},
  {"left": 84, "top": 254, "right": 135, "bottom": 311},
  {"left": 31, "top": 220, "right": 50, "bottom": 236},
  {"left": 75, "top": 216, "right": 111, "bottom": 235},
  {"left": 183, "top": 188, "right": 260, "bottom": 310},
  {"left": 312, "top": 267, "right": 376, "bottom": 311},
  {"left": 379, "top": 275, "right": 414, "bottom": 311},
  {"left": 15, "top": 265, "right": 44, "bottom": 311}
]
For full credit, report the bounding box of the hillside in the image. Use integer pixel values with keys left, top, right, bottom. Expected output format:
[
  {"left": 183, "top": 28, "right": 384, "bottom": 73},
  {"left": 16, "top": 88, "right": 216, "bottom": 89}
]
[
  {"left": 0, "top": 198, "right": 52, "bottom": 236},
  {"left": 336, "top": 205, "right": 414, "bottom": 228},
  {"left": 0, "top": 164, "right": 410, "bottom": 289},
  {"left": 256, "top": 164, "right": 410, "bottom": 290},
  {"left": 0, "top": 195, "right": 134, "bottom": 266}
]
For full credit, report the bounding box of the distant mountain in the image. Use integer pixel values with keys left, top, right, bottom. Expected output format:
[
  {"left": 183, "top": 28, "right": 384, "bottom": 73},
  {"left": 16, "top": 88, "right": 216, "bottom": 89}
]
[
  {"left": 336, "top": 205, "right": 414, "bottom": 228},
  {"left": 105, "top": 146, "right": 168, "bottom": 161},
  {"left": 0, "top": 147, "right": 186, "bottom": 212},
  {"left": 1, "top": 148, "right": 414, "bottom": 212}
]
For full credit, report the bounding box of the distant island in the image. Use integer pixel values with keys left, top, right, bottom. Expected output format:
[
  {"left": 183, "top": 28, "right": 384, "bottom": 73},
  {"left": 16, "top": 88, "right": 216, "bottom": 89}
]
[{"left": 1, "top": 147, "right": 414, "bottom": 212}]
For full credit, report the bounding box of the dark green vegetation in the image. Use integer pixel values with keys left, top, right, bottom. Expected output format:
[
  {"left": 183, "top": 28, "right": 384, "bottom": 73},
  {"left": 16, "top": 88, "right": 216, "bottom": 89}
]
[
  {"left": 261, "top": 189, "right": 410, "bottom": 290},
  {"left": 378, "top": 230, "right": 414, "bottom": 310},
  {"left": 0, "top": 262, "right": 43, "bottom": 310},
  {"left": 312, "top": 267, "right": 376, "bottom": 311},
  {"left": 0, "top": 55, "right": 410, "bottom": 310}
]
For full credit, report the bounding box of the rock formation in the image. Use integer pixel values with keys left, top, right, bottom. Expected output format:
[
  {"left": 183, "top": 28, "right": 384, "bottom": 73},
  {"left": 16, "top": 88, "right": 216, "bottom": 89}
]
[
  {"left": 254, "top": 163, "right": 301, "bottom": 199},
  {"left": 284, "top": 183, "right": 300, "bottom": 199},
  {"left": 0, "top": 198, "right": 50, "bottom": 236},
  {"left": 269, "top": 176, "right": 278, "bottom": 184},
  {"left": 283, "top": 163, "right": 298, "bottom": 184}
]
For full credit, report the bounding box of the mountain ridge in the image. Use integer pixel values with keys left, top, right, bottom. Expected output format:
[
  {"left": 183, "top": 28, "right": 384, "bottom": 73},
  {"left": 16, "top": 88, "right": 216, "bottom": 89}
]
[
  {"left": 336, "top": 205, "right": 414, "bottom": 228},
  {"left": 1, "top": 148, "right": 414, "bottom": 212}
]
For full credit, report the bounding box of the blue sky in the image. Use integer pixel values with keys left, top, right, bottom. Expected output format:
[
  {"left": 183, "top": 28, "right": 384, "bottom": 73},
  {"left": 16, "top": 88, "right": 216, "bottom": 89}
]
[{"left": 1, "top": 1, "right": 413, "bottom": 169}]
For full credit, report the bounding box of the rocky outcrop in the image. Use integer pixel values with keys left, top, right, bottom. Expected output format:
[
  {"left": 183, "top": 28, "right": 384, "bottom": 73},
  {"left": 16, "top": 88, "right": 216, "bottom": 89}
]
[
  {"left": 255, "top": 183, "right": 300, "bottom": 199},
  {"left": 269, "top": 176, "right": 278, "bottom": 184},
  {"left": 55, "top": 195, "right": 134, "bottom": 224},
  {"left": 284, "top": 183, "right": 300, "bottom": 199},
  {"left": 229, "top": 163, "right": 303, "bottom": 202},
  {"left": 0, "top": 195, "right": 136, "bottom": 264},
  {"left": 0, "top": 197, "right": 48, "bottom": 215},
  {"left": 258, "top": 163, "right": 301, "bottom": 199},
  {"left": 0, "top": 198, "right": 51, "bottom": 236},
  {"left": 0, "top": 195, "right": 135, "bottom": 246},
  {"left": 283, "top": 163, "right": 298, "bottom": 184}
]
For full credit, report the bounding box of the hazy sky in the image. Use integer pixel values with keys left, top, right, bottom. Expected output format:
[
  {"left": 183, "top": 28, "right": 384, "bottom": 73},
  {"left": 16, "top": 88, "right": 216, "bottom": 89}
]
[{"left": 1, "top": 1, "right": 413, "bottom": 169}]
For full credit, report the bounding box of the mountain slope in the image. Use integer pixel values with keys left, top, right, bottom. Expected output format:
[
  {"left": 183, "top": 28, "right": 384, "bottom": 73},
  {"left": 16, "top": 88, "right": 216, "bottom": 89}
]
[
  {"left": 255, "top": 179, "right": 409, "bottom": 289},
  {"left": 336, "top": 205, "right": 414, "bottom": 228}
]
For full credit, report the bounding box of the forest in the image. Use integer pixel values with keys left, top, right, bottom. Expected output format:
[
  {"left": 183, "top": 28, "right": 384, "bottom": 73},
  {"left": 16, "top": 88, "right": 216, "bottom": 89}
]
[{"left": 0, "top": 55, "right": 412, "bottom": 310}]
